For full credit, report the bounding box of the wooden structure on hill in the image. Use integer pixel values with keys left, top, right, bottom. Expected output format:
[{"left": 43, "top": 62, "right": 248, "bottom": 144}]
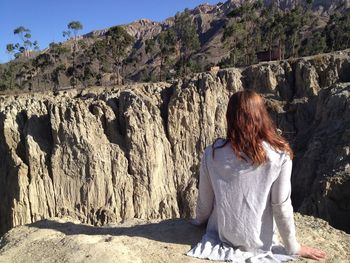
[{"left": 256, "top": 47, "right": 283, "bottom": 62}]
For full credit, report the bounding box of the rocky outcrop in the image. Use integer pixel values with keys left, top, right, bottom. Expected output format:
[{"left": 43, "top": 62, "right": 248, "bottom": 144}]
[
  {"left": 0, "top": 50, "right": 349, "bottom": 236},
  {"left": 0, "top": 213, "right": 349, "bottom": 263},
  {"left": 296, "top": 83, "right": 350, "bottom": 231},
  {"left": 83, "top": 19, "right": 164, "bottom": 40}
]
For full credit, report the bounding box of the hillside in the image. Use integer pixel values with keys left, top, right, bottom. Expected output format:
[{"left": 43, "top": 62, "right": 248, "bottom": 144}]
[{"left": 1, "top": 0, "right": 350, "bottom": 92}]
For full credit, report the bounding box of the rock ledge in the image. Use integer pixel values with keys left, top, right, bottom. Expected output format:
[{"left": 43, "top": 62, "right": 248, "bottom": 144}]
[{"left": 0, "top": 213, "right": 348, "bottom": 263}]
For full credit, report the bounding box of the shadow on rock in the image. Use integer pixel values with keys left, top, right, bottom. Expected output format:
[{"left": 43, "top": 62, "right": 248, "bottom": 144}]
[{"left": 29, "top": 218, "right": 205, "bottom": 246}]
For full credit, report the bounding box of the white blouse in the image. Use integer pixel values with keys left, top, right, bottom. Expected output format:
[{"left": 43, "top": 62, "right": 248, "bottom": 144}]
[{"left": 187, "top": 139, "right": 300, "bottom": 262}]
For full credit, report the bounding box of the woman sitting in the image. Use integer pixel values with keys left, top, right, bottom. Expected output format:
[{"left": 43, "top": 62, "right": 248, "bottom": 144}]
[{"left": 187, "top": 90, "right": 326, "bottom": 262}]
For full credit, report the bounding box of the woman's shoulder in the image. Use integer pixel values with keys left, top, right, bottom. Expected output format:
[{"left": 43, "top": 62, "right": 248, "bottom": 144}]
[
  {"left": 262, "top": 141, "right": 291, "bottom": 164},
  {"left": 212, "top": 137, "right": 228, "bottom": 147},
  {"left": 202, "top": 138, "right": 228, "bottom": 159},
  {"left": 207, "top": 138, "right": 228, "bottom": 151}
]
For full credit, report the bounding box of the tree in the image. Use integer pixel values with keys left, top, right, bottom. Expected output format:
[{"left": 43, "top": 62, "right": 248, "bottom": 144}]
[
  {"left": 30, "top": 53, "right": 53, "bottom": 91},
  {"left": 158, "top": 29, "right": 176, "bottom": 80},
  {"left": 51, "top": 64, "right": 66, "bottom": 92},
  {"left": 283, "top": 8, "right": 304, "bottom": 58},
  {"left": 32, "top": 41, "right": 39, "bottom": 51},
  {"left": 226, "top": 2, "right": 261, "bottom": 65},
  {"left": 63, "top": 21, "right": 83, "bottom": 87},
  {"left": 109, "top": 26, "right": 134, "bottom": 84},
  {"left": 325, "top": 12, "right": 350, "bottom": 51},
  {"left": 261, "top": 15, "right": 275, "bottom": 60},
  {"left": 273, "top": 16, "right": 287, "bottom": 60},
  {"left": 48, "top": 42, "right": 69, "bottom": 63},
  {"left": 64, "top": 21, "right": 83, "bottom": 41},
  {"left": 261, "top": 12, "right": 286, "bottom": 60},
  {"left": 145, "top": 38, "right": 156, "bottom": 54},
  {"left": 174, "top": 9, "right": 200, "bottom": 76},
  {"left": 93, "top": 26, "right": 134, "bottom": 85},
  {"left": 145, "top": 29, "right": 177, "bottom": 81},
  {"left": 0, "top": 63, "right": 18, "bottom": 90},
  {"left": 6, "top": 26, "right": 38, "bottom": 59},
  {"left": 6, "top": 44, "right": 15, "bottom": 59},
  {"left": 239, "top": 3, "right": 261, "bottom": 64},
  {"left": 222, "top": 22, "right": 246, "bottom": 66},
  {"left": 298, "top": 29, "right": 326, "bottom": 56},
  {"left": 306, "top": 0, "right": 313, "bottom": 8},
  {"left": 14, "top": 26, "right": 32, "bottom": 56}
]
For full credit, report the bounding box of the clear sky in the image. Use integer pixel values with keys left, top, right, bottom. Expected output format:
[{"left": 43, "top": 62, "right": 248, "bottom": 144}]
[{"left": 0, "top": 0, "right": 220, "bottom": 64}]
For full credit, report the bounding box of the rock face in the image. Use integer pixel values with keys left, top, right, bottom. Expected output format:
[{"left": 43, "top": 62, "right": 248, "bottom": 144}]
[
  {"left": 0, "top": 50, "right": 349, "bottom": 236},
  {"left": 0, "top": 214, "right": 349, "bottom": 263}
]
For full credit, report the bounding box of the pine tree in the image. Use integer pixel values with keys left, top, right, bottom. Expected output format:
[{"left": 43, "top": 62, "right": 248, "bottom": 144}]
[
  {"left": 222, "top": 22, "right": 246, "bottom": 66},
  {"left": 104, "top": 26, "right": 134, "bottom": 85},
  {"left": 174, "top": 9, "right": 200, "bottom": 76},
  {"left": 63, "top": 21, "right": 83, "bottom": 87},
  {"left": 145, "top": 28, "right": 177, "bottom": 80},
  {"left": 6, "top": 26, "right": 38, "bottom": 59},
  {"left": 14, "top": 26, "right": 32, "bottom": 57}
]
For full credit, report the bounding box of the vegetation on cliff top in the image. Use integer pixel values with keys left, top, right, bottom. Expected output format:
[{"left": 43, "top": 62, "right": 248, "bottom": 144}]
[{"left": 1, "top": 0, "right": 350, "bottom": 93}]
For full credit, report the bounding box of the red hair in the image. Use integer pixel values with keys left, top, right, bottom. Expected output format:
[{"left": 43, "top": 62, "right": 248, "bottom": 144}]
[{"left": 212, "top": 90, "right": 293, "bottom": 165}]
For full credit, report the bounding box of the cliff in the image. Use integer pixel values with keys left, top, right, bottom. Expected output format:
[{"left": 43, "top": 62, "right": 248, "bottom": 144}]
[
  {"left": 0, "top": 49, "right": 349, "bottom": 238},
  {"left": 0, "top": 214, "right": 349, "bottom": 262}
]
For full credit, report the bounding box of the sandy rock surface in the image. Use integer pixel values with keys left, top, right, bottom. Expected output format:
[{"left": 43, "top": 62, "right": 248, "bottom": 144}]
[{"left": 0, "top": 213, "right": 349, "bottom": 263}]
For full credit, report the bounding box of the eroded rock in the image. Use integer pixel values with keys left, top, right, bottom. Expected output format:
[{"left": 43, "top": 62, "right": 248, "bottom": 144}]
[{"left": 0, "top": 50, "right": 349, "bottom": 236}]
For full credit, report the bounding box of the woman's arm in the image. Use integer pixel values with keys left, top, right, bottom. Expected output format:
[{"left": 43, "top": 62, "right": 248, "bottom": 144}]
[
  {"left": 194, "top": 149, "right": 214, "bottom": 225},
  {"left": 271, "top": 154, "right": 326, "bottom": 260},
  {"left": 271, "top": 154, "right": 300, "bottom": 255}
]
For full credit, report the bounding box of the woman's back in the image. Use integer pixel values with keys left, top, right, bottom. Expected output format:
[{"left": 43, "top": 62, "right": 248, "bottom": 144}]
[{"left": 203, "top": 138, "right": 288, "bottom": 252}]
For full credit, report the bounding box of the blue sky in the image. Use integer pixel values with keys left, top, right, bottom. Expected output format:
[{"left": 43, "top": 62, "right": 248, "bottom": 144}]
[{"left": 0, "top": 0, "right": 221, "bottom": 63}]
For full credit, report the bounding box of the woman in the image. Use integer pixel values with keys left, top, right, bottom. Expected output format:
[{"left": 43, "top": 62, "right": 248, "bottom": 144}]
[{"left": 187, "top": 90, "right": 326, "bottom": 262}]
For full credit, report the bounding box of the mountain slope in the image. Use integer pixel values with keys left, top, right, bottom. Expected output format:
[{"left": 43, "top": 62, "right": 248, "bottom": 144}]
[{"left": 0, "top": 0, "right": 350, "bottom": 93}]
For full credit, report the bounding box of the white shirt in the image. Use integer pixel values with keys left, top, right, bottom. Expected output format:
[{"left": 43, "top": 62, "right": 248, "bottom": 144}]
[{"left": 187, "top": 139, "right": 300, "bottom": 262}]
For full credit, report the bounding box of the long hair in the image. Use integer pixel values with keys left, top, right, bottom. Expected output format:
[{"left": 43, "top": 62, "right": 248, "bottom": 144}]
[{"left": 212, "top": 90, "right": 293, "bottom": 165}]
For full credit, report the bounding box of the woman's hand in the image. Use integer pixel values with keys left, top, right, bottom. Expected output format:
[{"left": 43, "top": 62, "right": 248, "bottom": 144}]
[{"left": 298, "top": 245, "right": 326, "bottom": 261}]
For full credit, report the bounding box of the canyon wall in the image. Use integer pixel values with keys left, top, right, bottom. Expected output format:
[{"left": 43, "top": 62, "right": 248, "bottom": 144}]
[{"left": 0, "top": 50, "right": 349, "bottom": 236}]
